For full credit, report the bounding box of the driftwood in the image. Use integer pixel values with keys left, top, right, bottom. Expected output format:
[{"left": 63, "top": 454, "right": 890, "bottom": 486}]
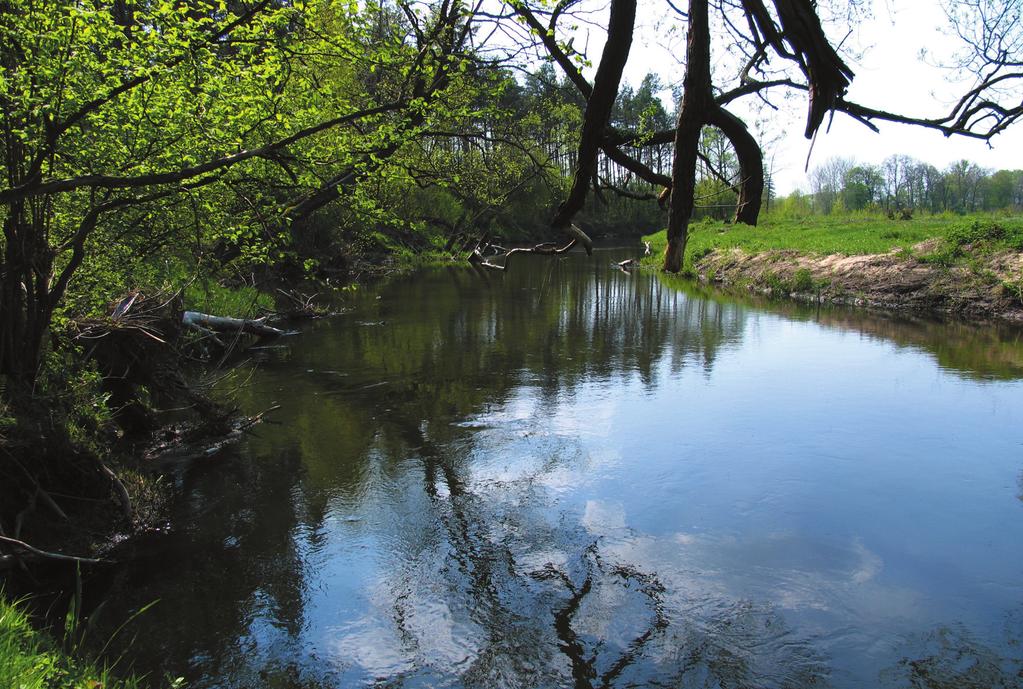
[
  {"left": 275, "top": 288, "right": 329, "bottom": 319},
  {"left": 98, "top": 459, "right": 134, "bottom": 522},
  {"left": 468, "top": 233, "right": 583, "bottom": 272},
  {"left": 182, "top": 311, "right": 289, "bottom": 338},
  {"left": 74, "top": 293, "right": 285, "bottom": 433},
  {"left": 146, "top": 404, "right": 281, "bottom": 469}
]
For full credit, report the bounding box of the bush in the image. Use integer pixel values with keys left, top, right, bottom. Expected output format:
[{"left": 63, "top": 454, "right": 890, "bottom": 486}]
[
  {"left": 791, "top": 268, "right": 816, "bottom": 293},
  {"left": 921, "top": 219, "right": 1023, "bottom": 265},
  {"left": 947, "top": 220, "right": 1007, "bottom": 246}
]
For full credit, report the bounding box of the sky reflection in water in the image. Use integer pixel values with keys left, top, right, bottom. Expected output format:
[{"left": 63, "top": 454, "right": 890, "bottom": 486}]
[{"left": 90, "top": 250, "right": 1023, "bottom": 688}]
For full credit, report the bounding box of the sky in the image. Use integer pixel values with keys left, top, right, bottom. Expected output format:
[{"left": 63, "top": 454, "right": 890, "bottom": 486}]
[{"left": 601, "top": 0, "right": 1023, "bottom": 193}]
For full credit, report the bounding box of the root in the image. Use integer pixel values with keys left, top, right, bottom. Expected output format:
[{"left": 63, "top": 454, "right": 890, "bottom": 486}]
[{"left": 98, "top": 460, "right": 134, "bottom": 523}]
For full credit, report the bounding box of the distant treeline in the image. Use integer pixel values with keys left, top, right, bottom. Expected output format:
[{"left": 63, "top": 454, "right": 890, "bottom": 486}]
[{"left": 782, "top": 156, "right": 1023, "bottom": 216}]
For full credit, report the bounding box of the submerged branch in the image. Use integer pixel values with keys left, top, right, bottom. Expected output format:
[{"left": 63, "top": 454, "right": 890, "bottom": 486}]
[{"left": 0, "top": 535, "right": 106, "bottom": 566}]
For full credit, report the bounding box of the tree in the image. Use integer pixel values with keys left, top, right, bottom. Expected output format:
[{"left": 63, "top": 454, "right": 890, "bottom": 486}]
[
  {"left": 511, "top": 0, "right": 858, "bottom": 270},
  {"left": 945, "top": 159, "right": 988, "bottom": 212},
  {"left": 0, "top": 0, "right": 484, "bottom": 387},
  {"left": 515, "top": 0, "right": 1023, "bottom": 271},
  {"left": 809, "top": 157, "right": 854, "bottom": 215},
  {"left": 842, "top": 165, "right": 883, "bottom": 211},
  {"left": 981, "top": 169, "right": 1023, "bottom": 210}
]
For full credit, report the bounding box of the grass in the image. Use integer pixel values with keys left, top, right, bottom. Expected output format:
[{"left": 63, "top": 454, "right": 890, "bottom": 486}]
[
  {"left": 1, "top": 593, "right": 141, "bottom": 689},
  {"left": 183, "top": 279, "right": 274, "bottom": 319},
  {"left": 0, "top": 593, "right": 183, "bottom": 689},
  {"left": 643, "top": 212, "right": 1023, "bottom": 269}
]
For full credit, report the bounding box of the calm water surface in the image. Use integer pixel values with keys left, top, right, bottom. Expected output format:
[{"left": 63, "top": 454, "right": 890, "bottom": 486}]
[{"left": 91, "top": 249, "right": 1023, "bottom": 688}]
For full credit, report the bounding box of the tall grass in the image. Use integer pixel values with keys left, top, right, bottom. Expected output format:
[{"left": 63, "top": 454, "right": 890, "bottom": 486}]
[
  {"left": 0, "top": 593, "right": 173, "bottom": 689},
  {"left": 183, "top": 280, "right": 274, "bottom": 319}
]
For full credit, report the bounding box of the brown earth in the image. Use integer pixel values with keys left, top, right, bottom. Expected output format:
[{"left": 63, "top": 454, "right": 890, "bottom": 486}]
[{"left": 694, "top": 244, "right": 1023, "bottom": 324}]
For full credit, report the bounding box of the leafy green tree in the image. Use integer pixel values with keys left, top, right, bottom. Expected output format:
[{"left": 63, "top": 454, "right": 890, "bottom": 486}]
[
  {"left": 841, "top": 165, "right": 883, "bottom": 211},
  {"left": 0, "top": 0, "right": 483, "bottom": 386},
  {"left": 982, "top": 169, "right": 1023, "bottom": 210}
]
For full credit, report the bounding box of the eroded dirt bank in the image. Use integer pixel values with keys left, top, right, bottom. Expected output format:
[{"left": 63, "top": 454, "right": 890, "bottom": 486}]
[{"left": 693, "top": 244, "right": 1023, "bottom": 324}]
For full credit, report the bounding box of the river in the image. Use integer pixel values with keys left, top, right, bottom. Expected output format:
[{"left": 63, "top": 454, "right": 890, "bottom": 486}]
[{"left": 88, "top": 248, "right": 1023, "bottom": 688}]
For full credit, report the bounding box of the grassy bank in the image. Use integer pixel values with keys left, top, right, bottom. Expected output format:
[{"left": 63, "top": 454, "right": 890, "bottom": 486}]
[
  {"left": 0, "top": 594, "right": 159, "bottom": 689},
  {"left": 644, "top": 213, "right": 1023, "bottom": 265},
  {"left": 643, "top": 213, "right": 1023, "bottom": 321}
]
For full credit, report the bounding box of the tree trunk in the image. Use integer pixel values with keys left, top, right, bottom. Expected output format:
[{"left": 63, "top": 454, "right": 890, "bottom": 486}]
[
  {"left": 551, "top": 0, "right": 636, "bottom": 248},
  {"left": 709, "top": 106, "right": 764, "bottom": 226},
  {"left": 664, "top": 0, "right": 712, "bottom": 273},
  {"left": 0, "top": 203, "right": 53, "bottom": 383}
]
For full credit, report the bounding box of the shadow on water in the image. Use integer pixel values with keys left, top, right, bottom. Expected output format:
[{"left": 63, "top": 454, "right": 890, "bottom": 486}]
[{"left": 79, "top": 250, "right": 1023, "bottom": 688}]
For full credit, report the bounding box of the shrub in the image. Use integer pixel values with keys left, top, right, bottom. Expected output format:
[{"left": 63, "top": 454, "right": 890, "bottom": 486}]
[{"left": 791, "top": 268, "right": 816, "bottom": 293}]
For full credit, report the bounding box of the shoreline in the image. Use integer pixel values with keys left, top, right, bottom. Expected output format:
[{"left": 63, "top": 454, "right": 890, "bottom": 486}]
[{"left": 680, "top": 245, "right": 1023, "bottom": 325}]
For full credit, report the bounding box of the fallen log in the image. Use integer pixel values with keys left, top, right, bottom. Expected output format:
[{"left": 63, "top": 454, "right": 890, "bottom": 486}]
[{"left": 182, "top": 311, "right": 290, "bottom": 338}]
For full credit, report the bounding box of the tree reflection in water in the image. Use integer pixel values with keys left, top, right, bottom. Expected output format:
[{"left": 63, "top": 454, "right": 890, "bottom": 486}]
[
  {"left": 79, "top": 251, "right": 1023, "bottom": 688},
  {"left": 355, "top": 416, "right": 833, "bottom": 688}
]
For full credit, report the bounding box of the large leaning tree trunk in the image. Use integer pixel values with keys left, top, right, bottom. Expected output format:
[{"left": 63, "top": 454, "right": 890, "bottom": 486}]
[
  {"left": 549, "top": 0, "right": 637, "bottom": 251},
  {"left": 709, "top": 107, "right": 763, "bottom": 226},
  {"left": 663, "top": 0, "right": 850, "bottom": 272},
  {"left": 664, "top": 0, "right": 713, "bottom": 273}
]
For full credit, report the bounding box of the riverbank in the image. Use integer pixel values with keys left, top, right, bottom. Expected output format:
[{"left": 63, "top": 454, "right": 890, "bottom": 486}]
[
  {"left": 0, "top": 244, "right": 439, "bottom": 571},
  {"left": 644, "top": 215, "right": 1023, "bottom": 323}
]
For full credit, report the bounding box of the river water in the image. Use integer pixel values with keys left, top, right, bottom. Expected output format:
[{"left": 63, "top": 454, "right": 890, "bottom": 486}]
[{"left": 90, "top": 249, "right": 1022, "bottom": 688}]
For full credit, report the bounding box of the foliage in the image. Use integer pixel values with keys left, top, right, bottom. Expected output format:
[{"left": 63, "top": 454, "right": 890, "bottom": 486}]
[
  {"left": 183, "top": 281, "right": 274, "bottom": 320},
  {"left": 0, "top": 593, "right": 163, "bottom": 689},
  {"left": 799, "top": 155, "right": 1023, "bottom": 215},
  {"left": 919, "top": 218, "right": 1023, "bottom": 265},
  {"left": 0, "top": 0, "right": 506, "bottom": 382}
]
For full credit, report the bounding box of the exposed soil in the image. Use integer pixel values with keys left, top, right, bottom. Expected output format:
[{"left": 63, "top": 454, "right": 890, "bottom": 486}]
[{"left": 694, "top": 243, "right": 1023, "bottom": 324}]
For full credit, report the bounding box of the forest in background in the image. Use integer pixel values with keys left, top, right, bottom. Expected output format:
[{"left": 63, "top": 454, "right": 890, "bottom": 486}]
[{"left": 780, "top": 155, "right": 1023, "bottom": 217}]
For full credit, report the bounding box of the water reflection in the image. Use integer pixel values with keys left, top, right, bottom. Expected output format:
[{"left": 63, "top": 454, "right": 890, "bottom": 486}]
[
  {"left": 668, "top": 277, "right": 1023, "bottom": 381},
  {"left": 85, "top": 250, "right": 1023, "bottom": 688}
]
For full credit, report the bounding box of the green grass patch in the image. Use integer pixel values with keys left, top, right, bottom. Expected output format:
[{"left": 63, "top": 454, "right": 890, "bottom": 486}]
[
  {"left": 918, "top": 218, "right": 1023, "bottom": 266},
  {"left": 643, "top": 213, "right": 1023, "bottom": 270},
  {"left": 0, "top": 593, "right": 168, "bottom": 689},
  {"left": 183, "top": 280, "right": 274, "bottom": 319}
]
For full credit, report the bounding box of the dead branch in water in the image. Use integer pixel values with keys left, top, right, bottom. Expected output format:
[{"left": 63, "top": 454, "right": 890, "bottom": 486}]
[
  {"left": 468, "top": 230, "right": 585, "bottom": 272},
  {"left": 0, "top": 534, "right": 107, "bottom": 567},
  {"left": 146, "top": 403, "right": 282, "bottom": 468}
]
